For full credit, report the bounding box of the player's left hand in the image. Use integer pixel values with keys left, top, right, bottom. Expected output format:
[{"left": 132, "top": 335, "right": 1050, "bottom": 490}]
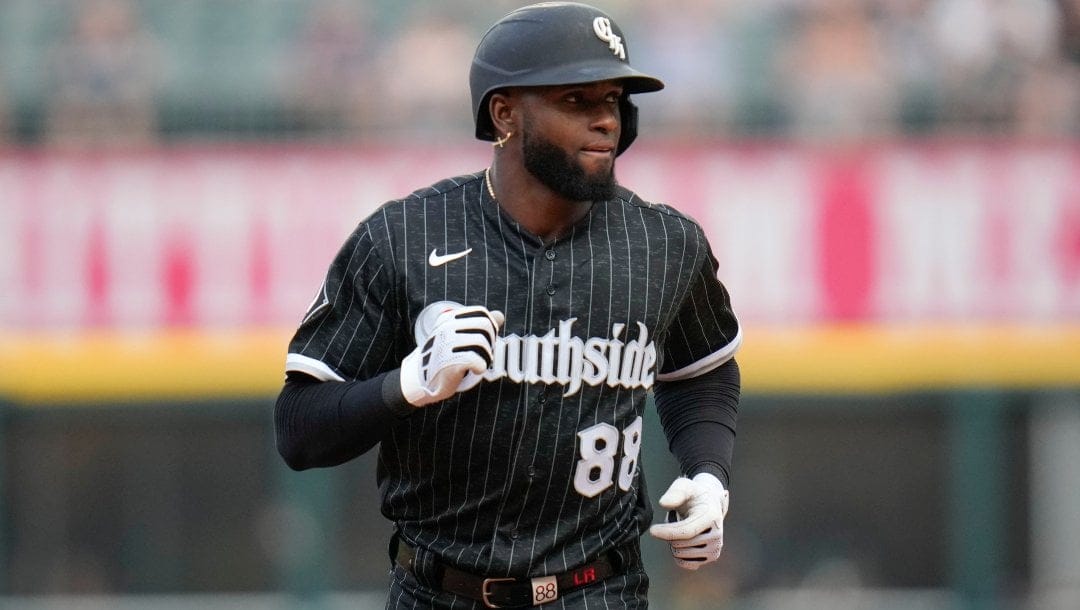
[{"left": 648, "top": 472, "right": 729, "bottom": 570}]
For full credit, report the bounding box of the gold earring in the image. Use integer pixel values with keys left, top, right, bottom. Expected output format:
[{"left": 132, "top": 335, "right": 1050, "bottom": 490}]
[{"left": 493, "top": 131, "right": 513, "bottom": 148}]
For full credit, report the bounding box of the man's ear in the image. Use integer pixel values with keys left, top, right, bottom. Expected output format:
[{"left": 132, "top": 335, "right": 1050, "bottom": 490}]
[{"left": 488, "top": 90, "right": 517, "bottom": 139}]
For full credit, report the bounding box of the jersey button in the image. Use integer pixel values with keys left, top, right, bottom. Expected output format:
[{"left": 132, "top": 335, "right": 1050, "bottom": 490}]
[
  {"left": 527, "top": 465, "right": 538, "bottom": 478},
  {"left": 546, "top": 285, "right": 556, "bottom": 296},
  {"left": 510, "top": 529, "right": 520, "bottom": 540},
  {"left": 544, "top": 249, "right": 556, "bottom": 261}
]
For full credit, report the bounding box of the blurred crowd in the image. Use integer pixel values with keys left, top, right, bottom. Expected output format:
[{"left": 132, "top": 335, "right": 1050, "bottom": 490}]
[{"left": 0, "top": 0, "right": 1077, "bottom": 147}]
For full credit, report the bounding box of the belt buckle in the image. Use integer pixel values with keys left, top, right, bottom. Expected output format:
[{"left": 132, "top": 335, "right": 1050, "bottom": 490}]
[{"left": 480, "top": 577, "right": 515, "bottom": 609}]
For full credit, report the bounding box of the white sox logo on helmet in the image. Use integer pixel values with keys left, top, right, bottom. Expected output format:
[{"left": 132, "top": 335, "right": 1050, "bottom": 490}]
[{"left": 592, "top": 17, "right": 626, "bottom": 60}]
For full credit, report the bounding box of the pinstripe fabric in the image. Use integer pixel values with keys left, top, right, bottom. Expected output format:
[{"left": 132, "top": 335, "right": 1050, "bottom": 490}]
[{"left": 286, "top": 171, "right": 740, "bottom": 583}]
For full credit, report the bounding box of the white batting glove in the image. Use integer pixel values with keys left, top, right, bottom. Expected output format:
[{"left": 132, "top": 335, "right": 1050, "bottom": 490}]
[
  {"left": 648, "top": 472, "right": 730, "bottom": 570},
  {"left": 400, "top": 302, "right": 504, "bottom": 407}
]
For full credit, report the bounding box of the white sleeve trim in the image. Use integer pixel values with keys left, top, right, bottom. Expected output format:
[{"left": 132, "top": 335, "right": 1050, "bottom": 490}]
[
  {"left": 285, "top": 353, "right": 346, "bottom": 382},
  {"left": 655, "top": 326, "right": 743, "bottom": 382}
]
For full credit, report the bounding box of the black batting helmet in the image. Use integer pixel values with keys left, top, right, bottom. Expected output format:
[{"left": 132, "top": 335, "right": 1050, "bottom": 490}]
[{"left": 470, "top": 2, "right": 664, "bottom": 156}]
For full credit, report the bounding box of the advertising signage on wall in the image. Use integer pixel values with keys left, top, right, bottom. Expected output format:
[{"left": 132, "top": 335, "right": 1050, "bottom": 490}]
[{"left": 3, "top": 143, "right": 1075, "bottom": 329}]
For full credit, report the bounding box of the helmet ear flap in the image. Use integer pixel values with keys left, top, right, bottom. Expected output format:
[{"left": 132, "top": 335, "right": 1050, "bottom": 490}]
[
  {"left": 476, "top": 91, "right": 498, "bottom": 142},
  {"left": 616, "top": 95, "right": 639, "bottom": 156}
]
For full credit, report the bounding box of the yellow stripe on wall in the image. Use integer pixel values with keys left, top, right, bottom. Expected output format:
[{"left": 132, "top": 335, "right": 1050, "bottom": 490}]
[
  {"left": 0, "top": 329, "right": 289, "bottom": 404},
  {"left": 1, "top": 325, "right": 1078, "bottom": 404},
  {"left": 739, "top": 324, "right": 1080, "bottom": 393}
]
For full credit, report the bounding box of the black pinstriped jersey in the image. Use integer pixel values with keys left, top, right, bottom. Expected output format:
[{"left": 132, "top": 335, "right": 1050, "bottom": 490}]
[{"left": 285, "top": 170, "right": 741, "bottom": 578}]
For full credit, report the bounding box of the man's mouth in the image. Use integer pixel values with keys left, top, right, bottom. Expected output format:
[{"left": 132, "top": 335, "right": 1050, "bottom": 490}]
[{"left": 581, "top": 143, "right": 615, "bottom": 156}]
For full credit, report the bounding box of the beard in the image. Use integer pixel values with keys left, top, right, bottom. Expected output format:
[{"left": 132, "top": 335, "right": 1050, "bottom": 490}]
[{"left": 521, "top": 125, "right": 617, "bottom": 202}]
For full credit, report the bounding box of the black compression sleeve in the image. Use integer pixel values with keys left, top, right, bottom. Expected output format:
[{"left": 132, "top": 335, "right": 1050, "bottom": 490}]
[
  {"left": 653, "top": 358, "right": 741, "bottom": 487},
  {"left": 274, "top": 370, "right": 413, "bottom": 470}
]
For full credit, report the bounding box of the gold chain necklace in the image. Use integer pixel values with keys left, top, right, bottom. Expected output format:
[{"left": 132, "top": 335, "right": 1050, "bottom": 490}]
[{"left": 484, "top": 167, "right": 497, "bottom": 200}]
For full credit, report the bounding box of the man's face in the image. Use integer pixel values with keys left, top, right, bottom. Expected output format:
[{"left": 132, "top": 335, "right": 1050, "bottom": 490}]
[{"left": 516, "top": 81, "right": 623, "bottom": 202}]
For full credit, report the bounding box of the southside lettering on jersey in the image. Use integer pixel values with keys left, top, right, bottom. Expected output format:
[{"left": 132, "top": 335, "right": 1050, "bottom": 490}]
[{"left": 462, "top": 318, "right": 656, "bottom": 397}]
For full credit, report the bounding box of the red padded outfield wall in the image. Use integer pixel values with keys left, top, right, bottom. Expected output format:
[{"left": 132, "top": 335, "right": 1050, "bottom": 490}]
[
  {"left": 2, "top": 142, "right": 1077, "bottom": 329},
  {"left": 1, "top": 142, "right": 1078, "bottom": 399}
]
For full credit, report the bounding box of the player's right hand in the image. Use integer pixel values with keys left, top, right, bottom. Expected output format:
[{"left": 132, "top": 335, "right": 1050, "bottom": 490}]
[{"left": 400, "top": 302, "right": 504, "bottom": 407}]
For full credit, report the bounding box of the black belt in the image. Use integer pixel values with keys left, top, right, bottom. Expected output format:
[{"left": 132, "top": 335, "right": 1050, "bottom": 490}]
[{"left": 393, "top": 538, "right": 629, "bottom": 608}]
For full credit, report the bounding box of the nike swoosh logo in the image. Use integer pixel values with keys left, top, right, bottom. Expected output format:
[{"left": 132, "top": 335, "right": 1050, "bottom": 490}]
[{"left": 428, "top": 247, "right": 473, "bottom": 267}]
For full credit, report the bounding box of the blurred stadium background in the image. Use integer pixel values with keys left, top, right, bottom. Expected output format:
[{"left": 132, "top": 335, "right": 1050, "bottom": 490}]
[{"left": 0, "top": 0, "right": 1078, "bottom": 609}]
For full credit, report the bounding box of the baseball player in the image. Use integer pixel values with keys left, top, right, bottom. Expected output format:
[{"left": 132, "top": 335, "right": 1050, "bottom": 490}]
[{"left": 275, "top": 3, "right": 742, "bottom": 608}]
